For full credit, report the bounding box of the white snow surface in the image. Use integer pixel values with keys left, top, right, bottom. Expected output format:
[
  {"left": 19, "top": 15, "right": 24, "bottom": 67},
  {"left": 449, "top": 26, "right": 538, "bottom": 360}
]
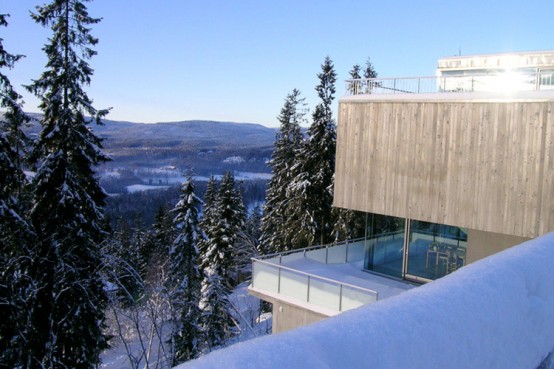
[{"left": 176, "top": 232, "right": 554, "bottom": 369}]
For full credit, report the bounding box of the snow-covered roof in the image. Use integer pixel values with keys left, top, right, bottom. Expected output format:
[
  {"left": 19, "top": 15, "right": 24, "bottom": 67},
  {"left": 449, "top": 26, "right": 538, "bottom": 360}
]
[{"left": 176, "top": 232, "right": 554, "bottom": 369}]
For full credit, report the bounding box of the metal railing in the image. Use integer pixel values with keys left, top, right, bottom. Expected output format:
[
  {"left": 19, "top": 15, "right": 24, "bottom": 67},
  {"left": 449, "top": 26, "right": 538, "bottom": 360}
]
[
  {"left": 345, "top": 70, "right": 554, "bottom": 96},
  {"left": 251, "top": 238, "right": 377, "bottom": 313},
  {"left": 255, "top": 237, "right": 366, "bottom": 264}
]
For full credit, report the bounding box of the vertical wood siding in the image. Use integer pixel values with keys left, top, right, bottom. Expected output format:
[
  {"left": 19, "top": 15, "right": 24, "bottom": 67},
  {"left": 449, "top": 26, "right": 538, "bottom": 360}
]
[{"left": 334, "top": 99, "right": 554, "bottom": 238}]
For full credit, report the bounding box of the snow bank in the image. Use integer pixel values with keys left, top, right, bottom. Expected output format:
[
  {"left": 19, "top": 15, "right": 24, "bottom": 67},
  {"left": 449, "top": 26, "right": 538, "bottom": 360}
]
[{"left": 176, "top": 233, "right": 554, "bottom": 369}]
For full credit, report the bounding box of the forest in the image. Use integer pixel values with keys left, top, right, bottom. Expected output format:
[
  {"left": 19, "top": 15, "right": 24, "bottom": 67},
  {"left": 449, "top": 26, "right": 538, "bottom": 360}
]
[{"left": 0, "top": 1, "right": 372, "bottom": 368}]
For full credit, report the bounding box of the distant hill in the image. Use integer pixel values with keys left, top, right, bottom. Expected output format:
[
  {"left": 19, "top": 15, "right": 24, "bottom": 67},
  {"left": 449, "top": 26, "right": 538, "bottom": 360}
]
[{"left": 24, "top": 116, "right": 278, "bottom": 176}]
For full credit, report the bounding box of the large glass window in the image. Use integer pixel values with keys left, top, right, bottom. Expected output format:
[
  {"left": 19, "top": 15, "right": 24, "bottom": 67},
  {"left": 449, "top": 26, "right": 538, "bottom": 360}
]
[
  {"left": 406, "top": 220, "right": 467, "bottom": 281},
  {"left": 364, "top": 213, "right": 405, "bottom": 278},
  {"left": 362, "top": 213, "right": 468, "bottom": 282}
]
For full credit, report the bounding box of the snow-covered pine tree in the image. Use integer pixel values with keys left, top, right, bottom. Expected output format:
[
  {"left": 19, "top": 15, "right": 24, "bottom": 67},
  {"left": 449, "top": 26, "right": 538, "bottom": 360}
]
[
  {"left": 288, "top": 56, "right": 337, "bottom": 247},
  {"left": 198, "top": 267, "right": 232, "bottom": 352},
  {"left": 198, "top": 175, "right": 217, "bottom": 253},
  {"left": 197, "top": 175, "right": 217, "bottom": 274},
  {"left": 332, "top": 208, "right": 366, "bottom": 242},
  {"left": 215, "top": 171, "right": 247, "bottom": 287},
  {"left": 260, "top": 89, "right": 306, "bottom": 253},
  {"left": 0, "top": 14, "right": 35, "bottom": 368},
  {"left": 198, "top": 172, "right": 244, "bottom": 352},
  {"left": 169, "top": 177, "right": 204, "bottom": 364},
  {"left": 24, "top": 1, "right": 110, "bottom": 367}
]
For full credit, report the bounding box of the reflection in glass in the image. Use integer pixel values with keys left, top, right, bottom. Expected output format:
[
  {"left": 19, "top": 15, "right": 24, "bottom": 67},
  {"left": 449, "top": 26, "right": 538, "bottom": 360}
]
[
  {"left": 364, "top": 213, "right": 405, "bottom": 278},
  {"left": 406, "top": 220, "right": 467, "bottom": 281}
]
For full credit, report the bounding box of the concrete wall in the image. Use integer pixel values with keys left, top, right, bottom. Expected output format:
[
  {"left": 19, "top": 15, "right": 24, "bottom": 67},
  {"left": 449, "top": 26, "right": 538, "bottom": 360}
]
[
  {"left": 249, "top": 290, "right": 329, "bottom": 334},
  {"left": 467, "top": 229, "right": 530, "bottom": 264},
  {"left": 270, "top": 300, "right": 328, "bottom": 334}
]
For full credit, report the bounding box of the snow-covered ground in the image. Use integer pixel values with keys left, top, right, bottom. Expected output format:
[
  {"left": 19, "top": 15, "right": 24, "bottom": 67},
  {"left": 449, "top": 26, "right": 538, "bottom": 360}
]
[
  {"left": 176, "top": 233, "right": 554, "bottom": 369},
  {"left": 126, "top": 184, "right": 170, "bottom": 193},
  {"left": 100, "top": 282, "right": 270, "bottom": 369},
  {"left": 234, "top": 171, "right": 272, "bottom": 181}
]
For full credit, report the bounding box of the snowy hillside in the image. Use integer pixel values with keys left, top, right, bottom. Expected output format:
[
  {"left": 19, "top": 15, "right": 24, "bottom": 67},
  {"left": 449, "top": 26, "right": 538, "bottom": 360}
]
[
  {"left": 176, "top": 233, "right": 554, "bottom": 369},
  {"left": 24, "top": 116, "right": 277, "bottom": 176}
]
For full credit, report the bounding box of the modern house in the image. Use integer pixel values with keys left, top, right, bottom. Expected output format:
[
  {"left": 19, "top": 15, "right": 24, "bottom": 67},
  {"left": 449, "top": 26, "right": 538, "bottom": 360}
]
[{"left": 250, "top": 50, "right": 554, "bottom": 333}]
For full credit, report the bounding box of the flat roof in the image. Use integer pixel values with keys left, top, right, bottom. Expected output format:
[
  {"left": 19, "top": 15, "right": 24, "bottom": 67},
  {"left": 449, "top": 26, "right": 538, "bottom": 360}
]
[{"left": 438, "top": 50, "right": 554, "bottom": 71}]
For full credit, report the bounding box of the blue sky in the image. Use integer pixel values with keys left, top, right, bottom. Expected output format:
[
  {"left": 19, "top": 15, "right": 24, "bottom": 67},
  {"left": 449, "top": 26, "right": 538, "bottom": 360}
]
[{"left": 3, "top": 0, "right": 553, "bottom": 127}]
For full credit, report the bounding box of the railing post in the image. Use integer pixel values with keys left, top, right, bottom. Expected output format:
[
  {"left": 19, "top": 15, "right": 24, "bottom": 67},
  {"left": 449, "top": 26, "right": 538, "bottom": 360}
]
[
  {"left": 307, "top": 275, "right": 311, "bottom": 302},
  {"left": 339, "top": 284, "right": 343, "bottom": 311},
  {"left": 417, "top": 78, "right": 421, "bottom": 93},
  {"left": 251, "top": 261, "right": 255, "bottom": 288},
  {"left": 325, "top": 245, "right": 329, "bottom": 264},
  {"left": 278, "top": 267, "right": 281, "bottom": 293},
  {"left": 279, "top": 255, "right": 282, "bottom": 264},
  {"left": 345, "top": 240, "right": 349, "bottom": 263}
]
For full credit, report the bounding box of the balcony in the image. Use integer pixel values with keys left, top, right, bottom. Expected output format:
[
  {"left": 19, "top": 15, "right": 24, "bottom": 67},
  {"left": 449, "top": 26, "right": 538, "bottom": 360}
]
[
  {"left": 249, "top": 238, "right": 414, "bottom": 316},
  {"left": 345, "top": 70, "right": 554, "bottom": 96}
]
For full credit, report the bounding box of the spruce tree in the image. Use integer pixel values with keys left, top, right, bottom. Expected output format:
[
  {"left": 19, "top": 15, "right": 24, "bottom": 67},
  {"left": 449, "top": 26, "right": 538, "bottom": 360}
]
[
  {"left": 363, "top": 57, "right": 378, "bottom": 79},
  {"left": 198, "top": 172, "right": 245, "bottom": 352},
  {"left": 0, "top": 14, "right": 34, "bottom": 368},
  {"left": 169, "top": 178, "right": 204, "bottom": 364},
  {"left": 197, "top": 175, "right": 217, "bottom": 272},
  {"left": 215, "top": 171, "right": 247, "bottom": 287},
  {"left": 24, "top": 1, "right": 109, "bottom": 367},
  {"left": 260, "top": 89, "right": 306, "bottom": 253},
  {"left": 289, "top": 56, "right": 337, "bottom": 247}
]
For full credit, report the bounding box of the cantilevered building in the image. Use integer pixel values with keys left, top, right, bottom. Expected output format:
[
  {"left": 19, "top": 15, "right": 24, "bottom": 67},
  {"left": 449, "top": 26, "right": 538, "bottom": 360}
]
[{"left": 250, "top": 50, "right": 554, "bottom": 333}]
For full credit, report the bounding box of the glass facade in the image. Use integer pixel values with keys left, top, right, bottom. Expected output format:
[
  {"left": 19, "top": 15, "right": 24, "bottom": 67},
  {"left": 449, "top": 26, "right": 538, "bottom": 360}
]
[
  {"left": 363, "top": 213, "right": 468, "bottom": 283},
  {"left": 364, "top": 213, "right": 405, "bottom": 278}
]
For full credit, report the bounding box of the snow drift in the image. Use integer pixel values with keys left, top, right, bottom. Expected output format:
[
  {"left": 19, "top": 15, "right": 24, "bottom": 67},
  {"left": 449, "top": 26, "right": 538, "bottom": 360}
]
[{"left": 177, "top": 232, "right": 554, "bottom": 369}]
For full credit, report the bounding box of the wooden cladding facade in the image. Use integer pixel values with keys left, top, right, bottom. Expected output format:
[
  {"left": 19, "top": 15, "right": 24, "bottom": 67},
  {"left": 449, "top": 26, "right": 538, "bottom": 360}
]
[{"left": 333, "top": 97, "right": 554, "bottom": 238}]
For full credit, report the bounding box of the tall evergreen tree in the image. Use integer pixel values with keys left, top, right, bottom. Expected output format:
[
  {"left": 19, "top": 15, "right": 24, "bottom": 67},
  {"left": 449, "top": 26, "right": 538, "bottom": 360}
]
[
  {"left": 289, "top": 56, "right": 337, "bottom": 247},
  {"left": 215, "top": 172, "right": 247, "bottom": 286},
  {"left": 260, "top": 89, "right": 306, "bottom": 253},
  {"left": 24, "top": 1, "right": 110, "bottom": 367},
  {"left": 169, "top": 178, "right": 204, "bottom": 364},
  {"left": 197, "top": 175, "right": 217, "bottom": 274},
  {"left": 0, "top": 14, "right": 34, "bottom": 368},
  {"left": 198, "top": 172, "right": 245, "bottom": 352}
]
